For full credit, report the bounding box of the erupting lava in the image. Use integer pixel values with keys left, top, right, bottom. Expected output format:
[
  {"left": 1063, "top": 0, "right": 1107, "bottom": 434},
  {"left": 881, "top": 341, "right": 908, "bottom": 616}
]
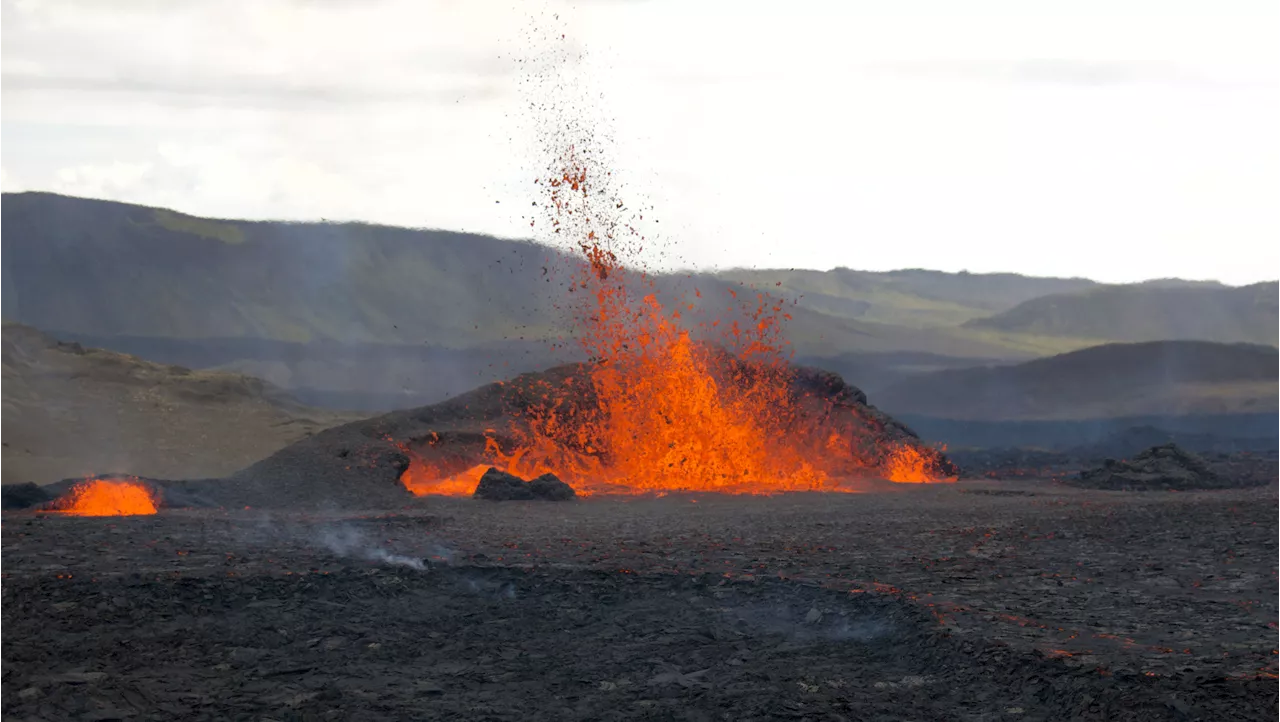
[
  {"left": 46, "top": 477, "right": 160, "bottom": 516},
  {"left": 400, "top": 30, "right": 952, "bottom": 496},
  {"left": 400, "top": 146, "right": 953, "bottom": 496},
  {"left": 401, "top": 462, "right": 490, "bottom": 497},
  {"left": 530, "top": 139, "right": 950, "bottom": 492},
  {"left": 882, "top": 445, "right": 940, "bottom": 484}
]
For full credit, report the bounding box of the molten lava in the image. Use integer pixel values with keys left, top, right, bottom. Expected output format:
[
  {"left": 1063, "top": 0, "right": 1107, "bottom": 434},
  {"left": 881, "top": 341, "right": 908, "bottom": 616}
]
[
  {"left": 46, "top": 478, "right": 160, "bottom": 516},
  {"left": 882, "top": 445, "right": 940, "bottom": 484},
  {"left": 400, "top": 462, "right": 489, "bottom": 497}
]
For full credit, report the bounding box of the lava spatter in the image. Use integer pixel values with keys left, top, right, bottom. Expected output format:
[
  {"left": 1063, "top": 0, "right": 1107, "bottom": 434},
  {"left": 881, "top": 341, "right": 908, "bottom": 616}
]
[{"left": 46, "top": 478, "right": 160, "bottom": 516}]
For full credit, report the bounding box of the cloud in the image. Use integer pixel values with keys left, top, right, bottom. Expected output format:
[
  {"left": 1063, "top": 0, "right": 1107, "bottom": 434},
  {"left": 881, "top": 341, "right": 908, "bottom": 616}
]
[
  {"left": 866, "top": 59, "right": 1267, "bottom": 89},
  {"left": 1, "top": 0, "right": 551, "bottom": 110},
  {"left": 39, "top": 141, "right": 385, "bottom": 223},
  {"left": 50, "top": 161, "right": 154, "bottom": 199},
  {"left": 1, "top": 71, "right": 505, "bottom": 108}
]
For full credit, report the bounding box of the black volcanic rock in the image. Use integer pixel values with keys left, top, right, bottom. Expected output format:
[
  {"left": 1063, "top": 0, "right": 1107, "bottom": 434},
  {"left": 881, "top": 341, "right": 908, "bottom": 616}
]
[
  {"left": 473, "top": 469, "right": 576, "bottom": 501},
  {"left": 528, "top": 473, "right": 577, "bottom": 501},
  {"left": 1, "top": 483, "right": 53, "bottom": 510},
  {"left": 474, "top": 469, "right": 535, "bottom": 501},
  {"left": 1071, "top": 443, "right": 1237, "bottom": 490}
]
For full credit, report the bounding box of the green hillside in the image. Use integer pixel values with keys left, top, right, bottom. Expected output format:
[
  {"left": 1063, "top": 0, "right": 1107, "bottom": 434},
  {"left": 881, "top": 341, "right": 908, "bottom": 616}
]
[
  {"left": 872, "top": 341, "right": 1279, "bottom": 421},
  {"left": 715, "top": 267, "right": 1100, "bottom": 327},
  {"left": 1, "top": 192, "right": 1095, "bottom": 361},
  {"left": 5, "top": 192, "right": 1273, "bottom": 413},
  {"left": 1, "top": 192, "right": 565, "bottom": 346},
  {"left": 963, "top": 283, "right": 1279, "bottom": 346}
]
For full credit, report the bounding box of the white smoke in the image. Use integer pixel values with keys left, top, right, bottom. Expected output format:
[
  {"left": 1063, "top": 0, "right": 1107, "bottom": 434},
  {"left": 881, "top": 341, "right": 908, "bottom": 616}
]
[
  {"left": 242, "top": 510, "right": 453, "bottom": 571},
  {"left": 314, "top": 523, "right": 428, "bottom": 570}
]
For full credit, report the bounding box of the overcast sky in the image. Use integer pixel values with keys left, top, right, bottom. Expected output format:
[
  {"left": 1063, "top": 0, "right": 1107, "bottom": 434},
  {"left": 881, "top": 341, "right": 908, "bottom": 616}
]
[{"left": 3, "top": 0, "right": 1277, "bottom": 284}]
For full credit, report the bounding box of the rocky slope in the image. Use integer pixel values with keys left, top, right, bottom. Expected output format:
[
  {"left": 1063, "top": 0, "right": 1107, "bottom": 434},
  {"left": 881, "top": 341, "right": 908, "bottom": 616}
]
[{"left": 1, "top": 323, "right": 362, "bottom": 484}]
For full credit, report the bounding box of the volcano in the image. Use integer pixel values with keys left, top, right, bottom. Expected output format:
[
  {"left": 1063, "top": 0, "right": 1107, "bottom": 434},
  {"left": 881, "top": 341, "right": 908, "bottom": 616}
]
[
  {"left": 131, "top": 132, "right": 962, "bottom": 510},
  {"left": 155, "top": 354, "right": 954, "bottom": 510}
]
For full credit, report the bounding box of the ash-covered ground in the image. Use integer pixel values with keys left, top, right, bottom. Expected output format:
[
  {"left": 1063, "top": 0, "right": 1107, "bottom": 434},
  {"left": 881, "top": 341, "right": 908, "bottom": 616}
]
[
  {"left": 949, "top": 447, "right": 1279, "bottom": 486},
  {"left": 3, "top": 483, "right": 1276, "bottom": 721}
]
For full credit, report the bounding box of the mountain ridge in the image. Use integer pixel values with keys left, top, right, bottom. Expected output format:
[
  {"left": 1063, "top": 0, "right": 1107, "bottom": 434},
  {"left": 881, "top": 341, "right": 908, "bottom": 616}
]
[
  {"left": 963, "top": 282, "right": 1278, "bottom": 346},
  {"left": 5, "top": 191, "right": 1274, "bottom": 412},
  {"left": 2, "top": 191, "right": 1113, "bottom": 358},
  {"left": 871, "top": 340, "right": 1279, "bottom": 422}
]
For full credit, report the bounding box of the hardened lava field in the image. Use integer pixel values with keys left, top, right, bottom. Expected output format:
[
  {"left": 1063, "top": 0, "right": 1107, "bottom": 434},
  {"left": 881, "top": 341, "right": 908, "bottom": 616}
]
[{"left": 2, "top": 482, "right": 1276, "bottom": 722}]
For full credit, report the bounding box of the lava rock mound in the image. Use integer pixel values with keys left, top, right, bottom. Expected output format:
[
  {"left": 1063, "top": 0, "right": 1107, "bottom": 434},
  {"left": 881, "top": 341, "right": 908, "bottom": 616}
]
[
  {"left": 0, "top": 482, "right": 53, "bottom": 510},
  {"left": 473, "top": 469, "right": 577, "bottom": 501},
  {"left": 5, "top": 359, "right": 951, "bottom": 510},
  {"left": 1070, "top": 443, "right": 1244, "bottom": 490}
]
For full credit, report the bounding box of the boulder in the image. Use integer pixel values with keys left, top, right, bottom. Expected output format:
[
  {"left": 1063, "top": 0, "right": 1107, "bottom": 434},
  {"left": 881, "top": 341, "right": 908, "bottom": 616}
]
[
  {"left": 474, "top": 469, "right": 536, "bottom": 501},
  {"left": 473, "top": 468, "right": 576, "bottom": 501},
  {"left": 529, "top": 473, "right": 577, "bottom": 501}
]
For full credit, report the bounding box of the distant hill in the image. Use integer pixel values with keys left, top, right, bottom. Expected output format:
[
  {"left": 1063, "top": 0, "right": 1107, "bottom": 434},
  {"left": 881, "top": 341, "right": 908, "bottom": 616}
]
[
  {"left": 1, "top": 191, "right": 566, "bottom": 346},
  {"left": 794, "top": 350, "right": 1010, "bottom": 396},
  {"left": 963, "top": 283, "right": 1279, "bottom": 346},
  {"left": 908, "top": 414, "right": 1278, "bottom": 454},
  {"left": 715, "top": 267, "right": 1099, "bottom": 327},
  {"left": 2, "top": 193, "right": 1116, "bottom": 407},
  {"left": 41, "top": 333, "right": 570, "bottom": 412},
  {"left": 1, "top": 192, "right": 1062, "bottom": 359},
  {"left": 1, "top": 323, "right": 362, "bottom": 484},
  {"left": 5, "top": 192, "right": 1274, "bottom": 412},
  {"left": 872, "top": 341, "right": 1279, "bottom": 421}
]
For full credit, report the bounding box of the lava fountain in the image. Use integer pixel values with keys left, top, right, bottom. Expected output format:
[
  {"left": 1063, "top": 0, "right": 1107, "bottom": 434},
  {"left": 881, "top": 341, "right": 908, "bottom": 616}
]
[
  {"left": 400, "top": 146, "right": 954, "bottom": 496},
  {"left": 45, "top": 477, "right": 160, "bottom": 516},
  {"left": 489, "top": 150, "right": 952, "bottom": 493},
  {"left": 400, "top": 27, "right": 953, "bottom": 496}
]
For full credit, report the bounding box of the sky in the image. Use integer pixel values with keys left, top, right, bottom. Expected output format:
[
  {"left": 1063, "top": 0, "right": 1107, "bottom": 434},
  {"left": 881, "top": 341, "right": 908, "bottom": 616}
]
[{"left": 2, "top": 0, "right": 1278, "bottom": 285}]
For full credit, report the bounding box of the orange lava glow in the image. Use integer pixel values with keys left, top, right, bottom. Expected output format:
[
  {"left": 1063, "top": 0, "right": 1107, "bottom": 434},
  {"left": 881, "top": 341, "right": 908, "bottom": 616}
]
[
  {"left": 400, "top": 463, "right": 489, "bottom": 497},
  {"left": 46, "top": 478, "right": 160, "bottom": 516},
  {"left": 882, "top": 444, "right": 941, "bottom": 484},
  {"left": 484, "top": 326, "right": 865, "bottom": 494}
]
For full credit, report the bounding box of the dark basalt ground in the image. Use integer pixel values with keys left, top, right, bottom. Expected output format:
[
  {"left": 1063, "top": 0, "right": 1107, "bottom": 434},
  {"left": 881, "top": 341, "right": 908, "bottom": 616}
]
[
  {"left": 951, "top": 447, "right": 1277, "bottom": 488},
  {"left": 3, "top": 484, "right": 1276, "bottom": 721},
  {"left": 0, "top": 564, "right": 1243, "bottom": 722}
]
